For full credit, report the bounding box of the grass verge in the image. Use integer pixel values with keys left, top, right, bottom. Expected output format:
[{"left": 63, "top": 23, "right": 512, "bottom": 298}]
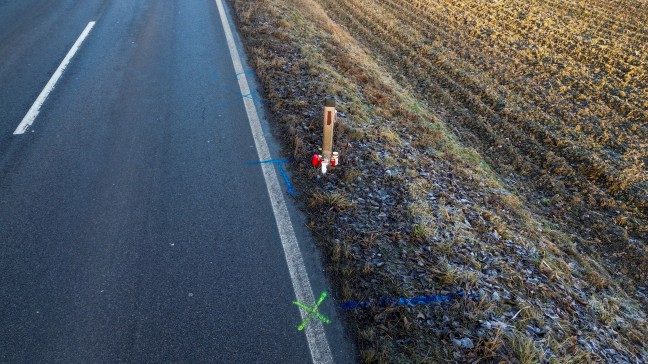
[{"left": 226, "top": 0, "right": 648, "bottom": 361}]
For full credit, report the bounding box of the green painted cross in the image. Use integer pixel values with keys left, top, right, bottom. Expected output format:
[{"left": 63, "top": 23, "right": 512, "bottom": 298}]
[{"left": 293, "top": 291, "right": 332, "bottom": 331}]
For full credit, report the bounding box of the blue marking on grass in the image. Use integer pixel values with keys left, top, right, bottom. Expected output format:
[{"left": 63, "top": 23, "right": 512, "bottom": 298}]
[{"left": 340, "top": 292, "right": 469, "bottom": 309}]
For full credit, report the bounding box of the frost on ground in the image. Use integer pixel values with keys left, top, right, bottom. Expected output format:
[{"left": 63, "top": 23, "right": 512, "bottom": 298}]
[{"left": 227, "top": 0, "right": 648, "bottom": 362}]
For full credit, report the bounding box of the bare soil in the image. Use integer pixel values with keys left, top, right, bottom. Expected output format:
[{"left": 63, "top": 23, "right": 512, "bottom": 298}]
[{"left": 226, "top": 0, "right": 648, "bottom": 362}]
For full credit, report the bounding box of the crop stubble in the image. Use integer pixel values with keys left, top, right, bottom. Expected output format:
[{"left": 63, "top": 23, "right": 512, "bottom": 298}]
[
  {"left": 316, "top": 0, "right": 648, "bottom": 283},
  {"left": 225, "top": 0, "right": 648, "bottom": 360}
]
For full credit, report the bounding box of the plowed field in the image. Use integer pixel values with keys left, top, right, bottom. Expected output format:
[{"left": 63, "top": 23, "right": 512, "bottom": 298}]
[
  {"left": 227, "top": 0, "right": 648, "bottom": 361},
  {"left": 316, "top": 0, "right": 647, "bottom": 280}
]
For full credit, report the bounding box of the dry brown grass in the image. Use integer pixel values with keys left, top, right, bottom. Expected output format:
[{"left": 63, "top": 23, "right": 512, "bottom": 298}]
[
  {"left": 226, "top": 0, "right": 648, "bottom": 361},
  {"left": 507, "top": 332, "right": 541, "bottom": 364},
  {"left": 308, "top": 192, "right": 354, "bottom": 212}
]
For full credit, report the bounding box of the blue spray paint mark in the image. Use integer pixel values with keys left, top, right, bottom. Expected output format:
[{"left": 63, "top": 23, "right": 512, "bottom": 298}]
[
  {"left": 244, "top": 159, "right": 296, "bottom": 196},
  {"left": 236, "top": 70, "right": 257, "bottom": 78},
  {"left": 245, "top": 158, "right": 293, "bottom": 165},
  {"left": 340, "top": 292, "right": 469, "bottom": 310},
  {"left": 214, "top": 70, "right": 256, "bottom": 82},
  {"left": 213, "top": 72, "right": 262, "bottom": 105},
  {"left": 277, "top": 164, "right": 296, "bottom": 197},
  {"left": 241, "top": 90, "right": 258, "bottom": 99},
  {"left": 240, "top": 90, "right": 262, "bottom": 104}
]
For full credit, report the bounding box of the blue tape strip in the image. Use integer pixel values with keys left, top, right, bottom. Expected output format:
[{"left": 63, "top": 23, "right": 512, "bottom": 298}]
[
  {"left": 277, "top": 164, "right": 296, "bottom": 197},
  {"left": 340, "top": 292, "right": 466, "bottom": 310}
]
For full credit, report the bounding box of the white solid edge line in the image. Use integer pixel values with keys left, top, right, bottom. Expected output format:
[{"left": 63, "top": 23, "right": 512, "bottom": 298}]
[
  {"left": 214, "top": 1, "right": 334, "bottom": 363},
  {"left": 14, "top": 21, "right": 96, "bottom": 135}
]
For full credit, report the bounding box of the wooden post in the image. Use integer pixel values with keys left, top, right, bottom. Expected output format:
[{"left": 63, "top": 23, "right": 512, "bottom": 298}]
[
  {"left": 322, "top": 98, "right": 336, "bottom": 161},
  {"left": 311, "top": 98, "right": 339, "bottom": 174}
]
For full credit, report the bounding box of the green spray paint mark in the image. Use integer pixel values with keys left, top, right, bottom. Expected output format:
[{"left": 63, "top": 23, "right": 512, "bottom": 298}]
[{"left": 293, "top": 291, "right": 331, "bottom": 331}]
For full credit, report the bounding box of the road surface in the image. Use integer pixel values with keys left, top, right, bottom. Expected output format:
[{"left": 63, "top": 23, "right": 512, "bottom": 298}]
[{"left": 0, "top": 0, "right": 353, "bottom": 362}]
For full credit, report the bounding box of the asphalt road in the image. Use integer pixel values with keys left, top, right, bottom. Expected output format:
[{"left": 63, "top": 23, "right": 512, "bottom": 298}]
[{"left": 0, "top": 0, "right": 352, "bottom": 362}]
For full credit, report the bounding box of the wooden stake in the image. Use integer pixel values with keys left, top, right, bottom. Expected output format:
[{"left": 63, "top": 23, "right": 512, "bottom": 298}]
[{"left": 322, "top": 98, "right": 336, "bottom": 161}]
